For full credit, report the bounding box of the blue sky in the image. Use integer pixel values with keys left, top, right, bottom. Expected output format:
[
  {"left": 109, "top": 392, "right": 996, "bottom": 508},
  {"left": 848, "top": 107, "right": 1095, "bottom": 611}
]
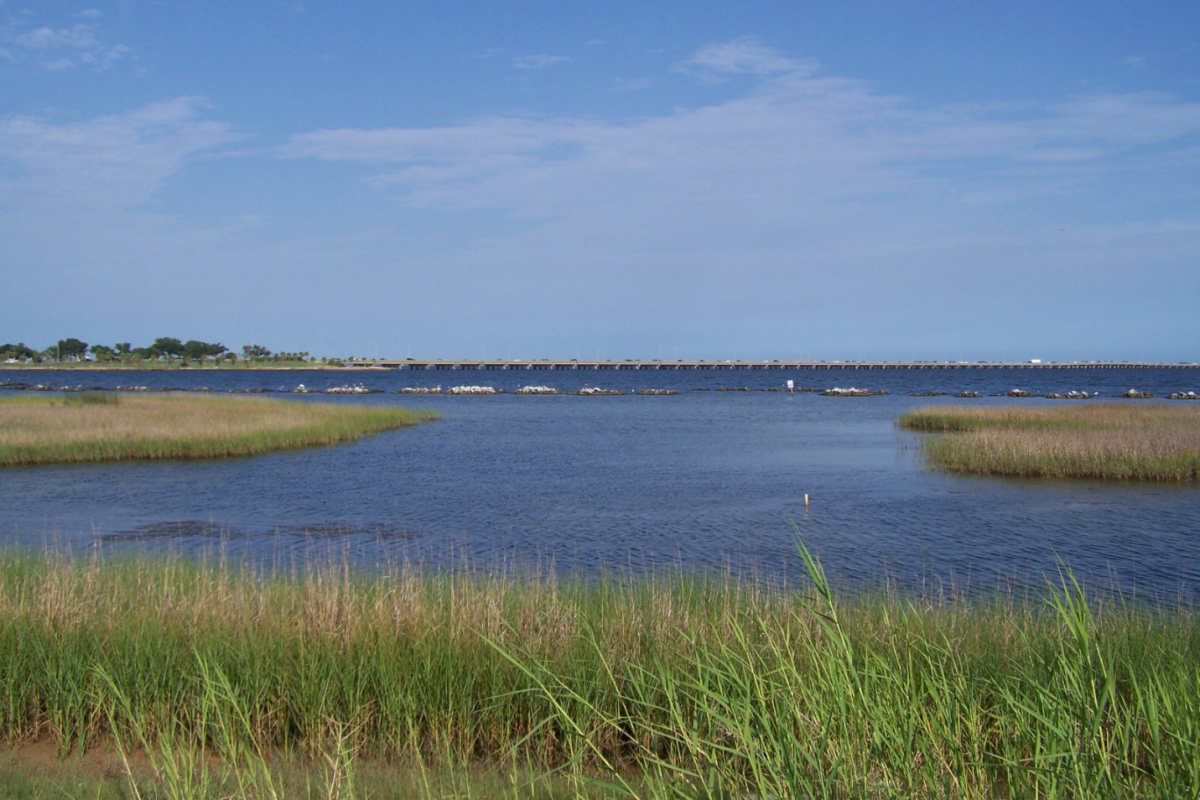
[{"left": 2, "top": 1, "right": 1198, "bottom": 361}]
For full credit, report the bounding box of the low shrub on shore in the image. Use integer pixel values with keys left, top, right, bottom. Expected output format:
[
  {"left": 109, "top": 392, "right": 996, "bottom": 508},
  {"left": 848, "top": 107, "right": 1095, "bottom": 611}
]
[
  {"left": 899, "top": 403, "right": 1200, "bottom": 480},
  {"left": 0, "top": 394, "right": 437, "bottom": 466},
  {"left": 0, "top": 549, "right": 1197, "bottom": 798}
]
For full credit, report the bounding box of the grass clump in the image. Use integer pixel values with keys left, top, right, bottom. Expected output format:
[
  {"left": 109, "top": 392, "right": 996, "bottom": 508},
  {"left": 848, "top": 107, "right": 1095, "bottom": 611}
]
[
  {"left": 899, "top": 402, "right": 1200, "bottom": 480},
  {"left": 0, "top": 394, "right": 437, "bottom": 466},
  {"left": 0, "top": 548, "right": 1198, "bottom": 798}
]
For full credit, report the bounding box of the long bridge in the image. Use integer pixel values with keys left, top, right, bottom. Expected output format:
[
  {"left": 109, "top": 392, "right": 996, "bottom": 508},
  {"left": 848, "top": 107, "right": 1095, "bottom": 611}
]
[{"left": 346, "top": 359, "right": 1197, "bottom": 371}]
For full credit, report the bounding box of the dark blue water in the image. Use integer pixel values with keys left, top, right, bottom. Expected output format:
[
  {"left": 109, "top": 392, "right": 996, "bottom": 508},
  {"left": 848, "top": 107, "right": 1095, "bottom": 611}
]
[{"left": 2, "top": 367, "right": 1198, "bottom": 597}]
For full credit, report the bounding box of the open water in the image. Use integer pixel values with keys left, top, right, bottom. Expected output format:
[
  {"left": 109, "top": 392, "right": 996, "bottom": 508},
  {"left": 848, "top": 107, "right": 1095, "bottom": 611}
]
[{"left": 1, "top": 367, "right": 1198, "bottom": 597}]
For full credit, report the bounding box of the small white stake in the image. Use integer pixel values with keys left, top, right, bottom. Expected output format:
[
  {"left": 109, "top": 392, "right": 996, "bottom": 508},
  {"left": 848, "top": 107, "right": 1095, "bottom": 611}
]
[{"left": 804, "top": 493, "right": 809, "bottom": 508}]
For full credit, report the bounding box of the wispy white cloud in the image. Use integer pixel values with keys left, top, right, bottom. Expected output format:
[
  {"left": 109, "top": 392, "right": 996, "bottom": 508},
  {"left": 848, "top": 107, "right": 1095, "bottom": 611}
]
[
  {"left": 15, "top": 24, "right": 98, "bottom": 49},
  {"left": 2, "top": 15, "right": 129, "bottom": 71},
  {"left": 280, "top": 41, "right": 1200, "bottom": 225},
  {"left": 0, "top": 97, "right": 239, "bottom": 213},
  {"left": 1122, "top": 55, "right": 1146, "bottom": 70},
  {"left": 673, "top": 36, "right": 814, "bottom": 81},
  {"left": 511, "top": 53, "right": 573, "bottom": 69}
]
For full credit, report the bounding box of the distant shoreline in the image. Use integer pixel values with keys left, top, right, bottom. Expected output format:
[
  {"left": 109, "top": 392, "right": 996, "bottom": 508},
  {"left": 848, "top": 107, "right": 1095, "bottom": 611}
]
[
  {"left": 4, "top": 360, "right": 1197, "bottom": 371},
  {"left": 0, "top": 363, "right": 349, "bottom": 371}
]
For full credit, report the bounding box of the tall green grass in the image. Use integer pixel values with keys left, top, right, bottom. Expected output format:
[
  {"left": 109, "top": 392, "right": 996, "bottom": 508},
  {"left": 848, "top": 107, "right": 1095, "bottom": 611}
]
[
  {"left": 899, "top": 403, "right": 1200, "bottom": 480},
  {"left": 0, "top": 548, "right": 1197, "bottom": 798},
  {"left": 0, "top": 394, "right": 437, "bottom": 466}
]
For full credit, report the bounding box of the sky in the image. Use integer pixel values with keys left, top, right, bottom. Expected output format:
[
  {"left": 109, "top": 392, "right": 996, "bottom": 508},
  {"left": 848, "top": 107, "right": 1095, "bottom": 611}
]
[{"left": 2, "top": 1, "right": 1198, "bottom": 362}]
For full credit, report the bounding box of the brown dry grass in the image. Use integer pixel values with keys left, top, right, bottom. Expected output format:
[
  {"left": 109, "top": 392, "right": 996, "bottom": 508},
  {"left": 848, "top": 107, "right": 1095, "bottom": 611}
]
[
  {"left": 0, "top": 394, "right": 436, "bottom": 465},
  {"left": 899, "top": 402, "right": 1200, "bottom": 480}
]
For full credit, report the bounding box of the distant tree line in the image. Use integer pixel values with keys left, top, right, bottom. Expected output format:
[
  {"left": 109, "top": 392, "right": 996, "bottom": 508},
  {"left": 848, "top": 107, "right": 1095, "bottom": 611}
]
[{"left": 1, "top": 338, "right": 319, "bottom": 365}]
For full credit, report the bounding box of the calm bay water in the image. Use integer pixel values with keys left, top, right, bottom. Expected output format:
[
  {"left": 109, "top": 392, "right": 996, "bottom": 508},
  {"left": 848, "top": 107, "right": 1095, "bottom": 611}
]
[{"left": 2, "top": 367, "right": 1198, "bottom": 596}]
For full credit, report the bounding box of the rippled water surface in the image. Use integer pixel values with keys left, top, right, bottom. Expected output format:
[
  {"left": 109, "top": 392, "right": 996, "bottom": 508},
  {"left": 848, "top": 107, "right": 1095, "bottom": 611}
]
[{"left": 2, "top": 367, "right": 1198, "bottom": 596}]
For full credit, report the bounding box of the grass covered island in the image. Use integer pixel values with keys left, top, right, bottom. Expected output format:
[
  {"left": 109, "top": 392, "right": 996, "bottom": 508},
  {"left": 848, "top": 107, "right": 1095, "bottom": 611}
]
[
  {"left": 0, "top": 550, "right": 1197, "bottom": 799},
  {"left": 900, "top": 402, "right": 1200, "bottom": 481},
  {"left": 0, "top": 394, "right": 437, "bottom": 466}
]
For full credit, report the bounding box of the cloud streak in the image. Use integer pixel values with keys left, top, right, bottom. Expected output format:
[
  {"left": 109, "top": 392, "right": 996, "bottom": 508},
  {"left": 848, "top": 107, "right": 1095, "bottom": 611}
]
[
  {"left": 0, "top": 98, "right": 238, "bottom": 213},
  {"left": 673, "top": 36, "right": 814, "bottom": 79},
  {"left": 511, "top": 53, "right": 573, "bottom": 69},
  {"left": 2, "top": 15, "right": 129, "bottom": 71},
  {"left": 280, "top": 43, "right": 1200, "bottom": 229}
]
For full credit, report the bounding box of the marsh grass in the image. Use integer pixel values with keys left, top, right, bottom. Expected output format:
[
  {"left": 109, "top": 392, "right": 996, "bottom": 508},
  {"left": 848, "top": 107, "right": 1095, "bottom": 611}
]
[
  {"left": 899, "top": 403, "right": 1200, "bottom": 480},
  {"left": 0, "top": 394, "right": 437, "bottom": 466},
  {"left": 0, "top": 548, "right": 1197, "bottom": 798}
]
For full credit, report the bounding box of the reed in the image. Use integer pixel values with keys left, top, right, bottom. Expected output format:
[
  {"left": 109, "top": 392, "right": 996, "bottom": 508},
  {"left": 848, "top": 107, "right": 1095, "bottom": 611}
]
[
  {"left": 0, "top": 548, "right": 1197, "bottom": 798},
  {"left": 0, "top": 395, "right": 437, "bottom": 466},
  {"left": 899, "top": 403, "right": 1200, "bottom": 480}
]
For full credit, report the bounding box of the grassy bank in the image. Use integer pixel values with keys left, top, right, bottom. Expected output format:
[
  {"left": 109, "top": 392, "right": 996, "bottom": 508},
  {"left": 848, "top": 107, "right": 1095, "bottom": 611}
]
[
  {"left": 0, "top": 550, "right": 1197, "bottom": 798},
  {"left": 0, "top": 394, "right": 437, "bottom": 466},
  {"left": 899, "top": 403, "right": 1200, "bottom": 480}
]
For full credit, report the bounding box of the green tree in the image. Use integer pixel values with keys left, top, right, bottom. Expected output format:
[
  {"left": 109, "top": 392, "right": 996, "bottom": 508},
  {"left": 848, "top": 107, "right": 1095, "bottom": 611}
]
[
  {"left": 89, "top": 345, "right": 117, "bottom": 361},
  {"left": 151, "top": 337, "right": 185, "bottom": 360},
  {"left": 182, "top": 340, "right": 226, "bottom": 362},
  {"left": 56, "top": 338, "right": 89, "bottom": 361},
  {"left": 0, "top": 342, "right": 37, "bottom": 361}
]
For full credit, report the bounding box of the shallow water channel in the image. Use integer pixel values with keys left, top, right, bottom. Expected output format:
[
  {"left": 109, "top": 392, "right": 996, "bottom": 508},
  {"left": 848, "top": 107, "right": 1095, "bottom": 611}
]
[{"left": 2, "top": 367, "right": 1198, "bottom": 598}]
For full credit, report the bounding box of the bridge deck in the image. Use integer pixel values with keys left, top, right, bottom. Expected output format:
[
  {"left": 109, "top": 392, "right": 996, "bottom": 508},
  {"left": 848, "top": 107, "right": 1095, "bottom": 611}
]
[{"left": 345, "top": 360, "right": 1197, "bottom": 371}]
